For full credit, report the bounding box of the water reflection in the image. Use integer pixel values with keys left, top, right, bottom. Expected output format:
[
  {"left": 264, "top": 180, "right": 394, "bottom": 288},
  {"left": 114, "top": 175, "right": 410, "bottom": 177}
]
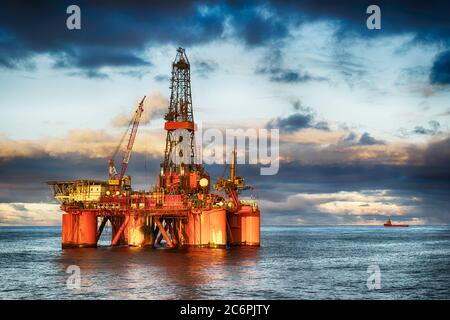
[{"left": 57, "top": 246, "right": 261, "bottom": 299}]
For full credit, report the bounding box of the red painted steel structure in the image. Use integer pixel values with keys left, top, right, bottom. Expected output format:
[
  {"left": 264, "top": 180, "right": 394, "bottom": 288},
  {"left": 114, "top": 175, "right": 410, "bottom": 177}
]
[{"left": 48, "top": 48, "right": 260, "bottom": 249}]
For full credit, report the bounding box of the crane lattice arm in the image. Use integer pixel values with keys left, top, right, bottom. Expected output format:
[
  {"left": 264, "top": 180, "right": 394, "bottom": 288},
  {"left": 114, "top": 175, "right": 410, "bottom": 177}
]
[{"left": 109, "top": 96, "right": 146, "bottom": 180}]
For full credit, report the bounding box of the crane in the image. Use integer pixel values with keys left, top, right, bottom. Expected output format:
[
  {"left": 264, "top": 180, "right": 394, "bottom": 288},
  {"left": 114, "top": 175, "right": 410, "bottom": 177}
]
[{"left": 109, "top": 96, "right": 146, "bottom": 182}]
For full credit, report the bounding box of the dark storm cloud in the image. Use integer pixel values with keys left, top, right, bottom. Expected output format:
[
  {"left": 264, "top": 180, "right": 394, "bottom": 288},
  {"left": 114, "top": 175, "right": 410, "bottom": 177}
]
[
  {"left": 267, "top": 113, "right": 313, "bottom": 133},
  {"left": 194, "top": 60, "right": 218, "bottom": 78},
  {"left": 430, "top": 50, "right": 450, "bottom": 85},
  {"left": 229, "top": 4, "right": 289, "bottom": 46},
  {"left": 0, "top": 0, "right": 226, "bottom": 73},
  {"left": 266, "top": 101, "right": 329, "bottom": 133},
  {"left": 0, "top": 0, "right": 290, "bottom": 73},
  {"left": 272, "top": 0, "right": 450, "bottom": 42},
  {"left": 1, "top": 1, "right": 449, "bottom": 76},
  {"left": 358, "top": 132, "right": 385, "bottom": 145},
  {"left": 256, "top": 49, "right": 327, "bottom": 83},
  {"left": 420, "top": 135, "right": 450, "bottom": 169},
  {"left": 268, "top": 113, "right": 331, "bottom": 133},
  {"left": 262, "top": 68, "right": 325, "bottom": 83},
  {"left": 52, "top": 48, "right": 152, "bottom": 78},
  {"left": 53, "top": 48, "right": 151, "bottom": 69}
]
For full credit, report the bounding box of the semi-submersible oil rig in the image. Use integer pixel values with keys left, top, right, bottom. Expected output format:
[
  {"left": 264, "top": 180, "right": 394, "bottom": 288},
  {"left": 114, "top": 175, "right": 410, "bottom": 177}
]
[{"left": 47, "top": 48, "right": 260, "bottom": 249}]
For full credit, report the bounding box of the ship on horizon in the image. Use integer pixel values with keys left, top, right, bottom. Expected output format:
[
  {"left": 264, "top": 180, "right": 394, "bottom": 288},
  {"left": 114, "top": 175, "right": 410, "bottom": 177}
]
[{"left": 384, "top": 218, "right": 409, "bottom": 227}]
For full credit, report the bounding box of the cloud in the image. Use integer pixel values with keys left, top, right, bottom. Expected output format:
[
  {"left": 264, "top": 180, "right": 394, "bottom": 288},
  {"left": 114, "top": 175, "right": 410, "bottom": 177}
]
[
  {"left": 0, "top": 128, "right": 165, "bottom": 160},
  {"left": 413, "top": 126, "right": 439, "bottom": 135},
  {"left": 420, "top": 134, "right": 450, "bottom": 167},
  {"left": 194, "top": 59, "right": 218, "bottom": 78},
  {"left": 256, "top": 49, "right": 327, "bottom": 83},
  {"left": 0, "top": 1, "right": 289, "bottom": 73},
  {"left": 272, "top": 0, "right": 450, "bottom": 42},
  {"left": 67, "top": 69, "right": 109, "bottom": 79},
  {"left": 0, "top": 202, "right": 60, "bottom": 226},
  {"left": 267, "top": 113, "right": 313, "bottom": 133},
  {"left": 400, "top": 120, "right": 442, "bottom": 136},
  {"left": 0, "top": 0, "right": 225, "bottom": 74},
  {"left": 281, "top": 131, "right": 450, "bottom": 168},
  {"left": 263, "top": 190, "right": 414, "bottom": 215},
  {"left": 281, "top": 141, "right": 410, "bottom": 165},
  {"left": 334, "top": 131, "right": 386, "bottom": 147},
  {"left": 358, "top": 132, "right": 385, "bottom": 146},
  {"left": 53, "top": 47, "right": 152, "bottom": 70},
  {"left": 265, "top": 104, "right": 447, "bottom": 167},
  {"left": 260, "top": 190, "right": 426, "bottom": 225},
  {"left": 229, "top": 4, "right": 289, "bottom": 46},
  {"left": 259, "top": 67, "right": 326, "bottom": 83},
  {"left": 266, "top": 102, "right": 329, "bottom": 133},
  {"left": 154, "top": 74, "right": 170, "bottom": 82},
  {"left": 437, "top": 108, "right": 450, "bottom": 117},
  {"left": 430, "top": 50, "right": 450, "bottom": 85},
  {"left": 112, "top": 91, "right": 168, "bottom": 127},
  {"left": 1, "top": 0, "right": 449, "bottom": 76}
]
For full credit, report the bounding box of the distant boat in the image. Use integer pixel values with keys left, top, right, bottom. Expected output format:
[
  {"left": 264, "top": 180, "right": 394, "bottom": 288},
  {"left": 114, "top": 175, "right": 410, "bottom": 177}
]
[{"left": 384, "top": 218, "right": 409, "bottom": 227}]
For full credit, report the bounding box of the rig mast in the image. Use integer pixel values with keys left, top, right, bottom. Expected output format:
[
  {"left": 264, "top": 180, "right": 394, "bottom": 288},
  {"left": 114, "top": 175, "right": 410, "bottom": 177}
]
[
  {"left": 159, "top": 47, "right": 208, "bottom": 194},
  {"left": 163, "top": 47, "right": 196, "bottom": 167}
]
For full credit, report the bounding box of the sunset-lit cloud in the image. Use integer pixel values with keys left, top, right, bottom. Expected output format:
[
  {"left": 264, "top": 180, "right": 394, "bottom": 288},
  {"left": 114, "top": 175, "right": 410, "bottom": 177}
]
[
  {"left": 260, "top": 190, "right": 425, "bottom": 225},
  {"left": 262, "top": 190, "right": 417, "bottom": 214},
  {"left": 0, "top": 203, "right": 60, "bottom": 226},
  {"left": 112, "top": 91, "right": 169, "bottom": 127},
  {"left": 0, "top": 128, "right": 165, "bottom": 160}
]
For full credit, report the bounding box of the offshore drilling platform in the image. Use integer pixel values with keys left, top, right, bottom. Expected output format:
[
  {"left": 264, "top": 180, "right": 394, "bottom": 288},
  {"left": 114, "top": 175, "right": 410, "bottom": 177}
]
[{"left": 47, "top": 48, "right": 260, "bottom": 249}]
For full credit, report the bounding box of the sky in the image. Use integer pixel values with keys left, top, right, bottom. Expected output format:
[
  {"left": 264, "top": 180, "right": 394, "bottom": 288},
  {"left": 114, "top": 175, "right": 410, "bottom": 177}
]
[{"left": 0, "top": 0, "right": 449, "bottom": 226}]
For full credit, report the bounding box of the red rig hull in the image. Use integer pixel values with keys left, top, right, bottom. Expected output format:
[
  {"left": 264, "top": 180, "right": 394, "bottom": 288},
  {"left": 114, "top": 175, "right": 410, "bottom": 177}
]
[{"left": 58, "top": 205, "right": 260, "bottom": 249}]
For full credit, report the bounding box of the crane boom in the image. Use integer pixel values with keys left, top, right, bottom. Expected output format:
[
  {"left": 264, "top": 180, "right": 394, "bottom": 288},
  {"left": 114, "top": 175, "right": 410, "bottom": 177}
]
[
  {"left": 109, "top": 96, "right": 146, "bottom": 181},
  {"left": 118, "top": 96, "right": 145, "bottom": 180}
]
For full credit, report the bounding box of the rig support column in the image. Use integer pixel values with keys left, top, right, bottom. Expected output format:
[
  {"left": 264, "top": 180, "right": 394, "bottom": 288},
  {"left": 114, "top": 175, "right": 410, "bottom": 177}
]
[
  {"left": 111, "top": 216, "right": 129, "bottom": 246},
  {"left": 184, "top": 209, "right": 227, "bottom": 247},
  {"left": 62, "top": 211, "right": 97, "bottom": 248},
  {"left": 227, "top": 206, "right": 260, "bottom": 246},
  {"left": 128, "top": 215, "right": 154, "bottom": 247},
  {"left": 155, "top": 218, "right": 174, "bottom": 248}
]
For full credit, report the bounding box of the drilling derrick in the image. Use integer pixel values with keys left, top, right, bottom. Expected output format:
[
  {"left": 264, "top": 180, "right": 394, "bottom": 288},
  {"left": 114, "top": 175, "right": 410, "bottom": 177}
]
[
  {"left": 47, "top": 47, "right": 260, "bottom": 250},
  {"left": 159, "top": 47, "right": 209, "bottom": 195},
  {"left": 164, "top": 47, "right": 195, "bottom": 166}
]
